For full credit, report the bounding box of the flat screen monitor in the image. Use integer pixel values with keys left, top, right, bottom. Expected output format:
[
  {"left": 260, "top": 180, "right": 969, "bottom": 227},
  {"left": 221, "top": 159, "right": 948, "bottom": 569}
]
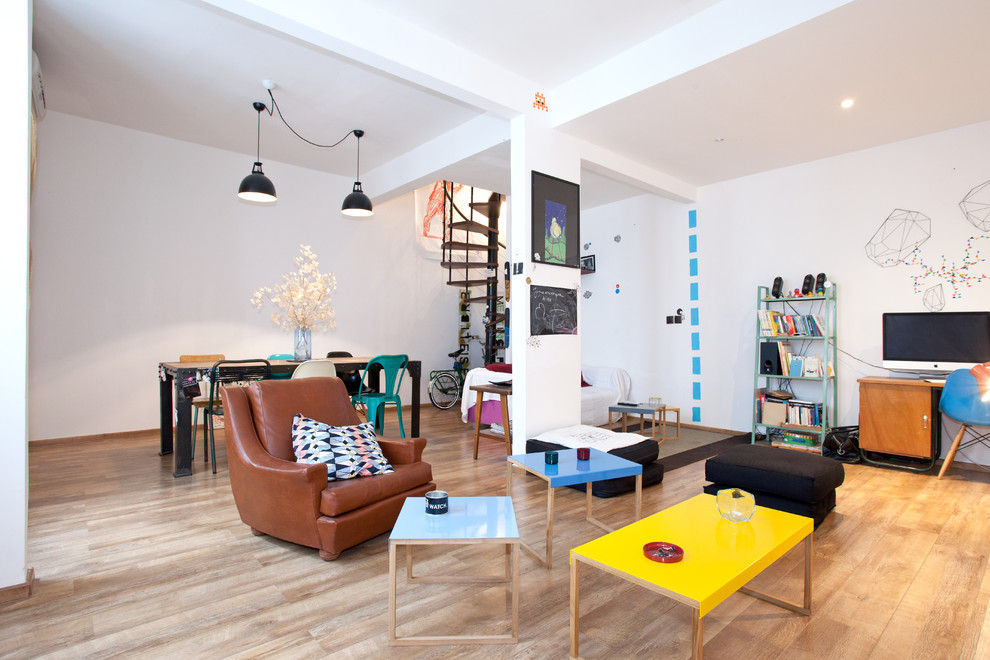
[{"left": 882, "top": 311, "right": 990, "bottom": 373}]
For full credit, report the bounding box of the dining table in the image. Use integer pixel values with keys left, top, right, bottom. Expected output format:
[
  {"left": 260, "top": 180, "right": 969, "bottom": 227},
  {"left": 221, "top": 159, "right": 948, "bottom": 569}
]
[{"left": 158, "top": 356, "right": 422, "bottom": 477}]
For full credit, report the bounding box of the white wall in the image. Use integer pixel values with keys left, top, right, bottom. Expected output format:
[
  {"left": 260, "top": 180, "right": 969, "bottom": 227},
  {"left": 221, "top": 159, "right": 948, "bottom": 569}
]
[
  {"left": 29, "top": 111, "right": 460, "bottom": 440},
  {"left": 696, "top": 119, "right": 990, "bottom": 460},
  {"left": 1, "top": 0, "right": 30, "bottom": 590},
  {"left": 508, "top": 115, "right": 585, "bottom": 447},
  {"left": 582, "top": 120, "right": 990, "bottom": 468},
  {"left": 581, "top": 193, "right": 694, "bottom": 408}
]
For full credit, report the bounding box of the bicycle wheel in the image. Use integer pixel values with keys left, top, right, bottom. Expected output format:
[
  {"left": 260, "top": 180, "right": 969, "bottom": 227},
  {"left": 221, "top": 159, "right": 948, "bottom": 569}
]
[{"left": 429, "top": 373, "right": 461, "bottom": 409}]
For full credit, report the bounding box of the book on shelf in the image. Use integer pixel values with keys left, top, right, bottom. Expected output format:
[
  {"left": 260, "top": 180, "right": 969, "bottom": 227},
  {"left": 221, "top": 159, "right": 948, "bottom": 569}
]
[
  {"left": 758, "top": 311, "right": 825, "bottom": 338},
  {"left": 762, "top": 400, "right": 787, "bottom": 426},
  {"left": 777, "top": 340, "right": 793, "bottom": 376},
  {"left": 771, "top": 438, "right": 823, "bottom": 453}
]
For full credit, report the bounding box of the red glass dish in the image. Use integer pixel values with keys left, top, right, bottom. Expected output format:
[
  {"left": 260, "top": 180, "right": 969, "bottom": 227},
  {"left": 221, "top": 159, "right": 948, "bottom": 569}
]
[{"left": 643, "top": 541, "right": 684, "bottom": 563}]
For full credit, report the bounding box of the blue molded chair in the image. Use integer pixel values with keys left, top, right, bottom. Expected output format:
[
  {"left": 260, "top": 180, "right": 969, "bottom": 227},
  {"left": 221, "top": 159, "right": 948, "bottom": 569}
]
[
  {"left": 268, "top": 354, "right": 294, "bottom": 379},
  {"left": 352, "top": 354, "right": 408, "bottom": 437},
  {"left": 938, "top": 368, "right": 990, "bottom": 479}
]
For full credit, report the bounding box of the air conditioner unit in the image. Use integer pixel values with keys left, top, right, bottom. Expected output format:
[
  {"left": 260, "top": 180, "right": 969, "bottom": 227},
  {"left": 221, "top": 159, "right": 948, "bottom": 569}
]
[{"left": 32, "top": 51, "right": 46, "bottom": 120}]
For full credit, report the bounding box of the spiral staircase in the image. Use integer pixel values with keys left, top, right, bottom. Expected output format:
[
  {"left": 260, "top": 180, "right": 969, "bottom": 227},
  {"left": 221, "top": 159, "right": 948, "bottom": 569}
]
[{"left": 438, "top": 183, "right": 506, "bottom": 365}]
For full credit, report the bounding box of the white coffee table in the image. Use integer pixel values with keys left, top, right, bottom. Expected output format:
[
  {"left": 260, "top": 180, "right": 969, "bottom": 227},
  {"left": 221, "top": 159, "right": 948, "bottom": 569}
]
[{"left": 388, "top": 496, "right": 520, "bottom": 645}]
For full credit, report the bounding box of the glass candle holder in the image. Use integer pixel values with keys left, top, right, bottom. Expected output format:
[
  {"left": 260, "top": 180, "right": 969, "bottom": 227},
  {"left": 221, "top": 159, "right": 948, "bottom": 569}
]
[
  {"left": 716, "top": 488, "right": 755, "bottom": 523},
  {"left": 544, "top": 450, "right": 558, "bottom": 465}
]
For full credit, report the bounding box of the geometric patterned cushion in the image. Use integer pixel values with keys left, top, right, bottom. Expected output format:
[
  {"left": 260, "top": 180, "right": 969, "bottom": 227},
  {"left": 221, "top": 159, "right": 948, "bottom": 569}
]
[{"left": 291, "top": 415, "right": 394, "bottom": 481}]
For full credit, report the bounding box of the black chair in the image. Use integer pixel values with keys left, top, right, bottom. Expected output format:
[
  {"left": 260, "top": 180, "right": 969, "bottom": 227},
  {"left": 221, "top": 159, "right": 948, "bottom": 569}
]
[
  {"left": 205, "top": 359, "right": 272, "bottom": 474},
  {"left": 326, "top": 351, "right": 368, "bottom": 397}
]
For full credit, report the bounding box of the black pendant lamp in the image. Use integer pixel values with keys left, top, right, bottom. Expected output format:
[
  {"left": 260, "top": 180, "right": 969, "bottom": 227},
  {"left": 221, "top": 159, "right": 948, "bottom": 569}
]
[
  {"left": 238, "top": 101, "right": 277, "bottom": 203},
  {"left": 341, "top": 129, "right": 373, "bottom": 217}
]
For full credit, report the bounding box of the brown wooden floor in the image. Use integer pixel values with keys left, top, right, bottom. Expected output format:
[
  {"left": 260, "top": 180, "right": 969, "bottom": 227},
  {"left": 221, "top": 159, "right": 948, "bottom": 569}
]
[{"left": 5, "top": 406, "right": 990, "bottom": 659}]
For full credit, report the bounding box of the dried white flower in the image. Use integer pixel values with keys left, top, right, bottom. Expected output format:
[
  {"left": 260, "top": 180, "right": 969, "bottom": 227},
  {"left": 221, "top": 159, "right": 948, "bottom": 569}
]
[{"left": 251, "top": 244, "right": 337, "bottom": 331}]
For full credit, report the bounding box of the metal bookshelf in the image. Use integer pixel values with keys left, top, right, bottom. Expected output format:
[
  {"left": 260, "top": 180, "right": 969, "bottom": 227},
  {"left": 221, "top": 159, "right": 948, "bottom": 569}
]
[{"left": 752, "top": 284, "right": 837, "bottom": 449}]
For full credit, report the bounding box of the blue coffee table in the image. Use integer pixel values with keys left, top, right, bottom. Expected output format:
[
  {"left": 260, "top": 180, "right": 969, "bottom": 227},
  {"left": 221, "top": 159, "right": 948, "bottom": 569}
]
[
  {"left": 388, "top": 496, "right": 520, "bottom": 645},
  {"left": 506, "top": 449, "right": 642, "bottom": 569}
]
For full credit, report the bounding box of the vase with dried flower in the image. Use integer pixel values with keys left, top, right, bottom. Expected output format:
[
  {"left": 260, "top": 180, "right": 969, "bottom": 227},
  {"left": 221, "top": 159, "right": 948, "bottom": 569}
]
[{"left": 251, "top": 244, "right": 337, "bottom": 361}]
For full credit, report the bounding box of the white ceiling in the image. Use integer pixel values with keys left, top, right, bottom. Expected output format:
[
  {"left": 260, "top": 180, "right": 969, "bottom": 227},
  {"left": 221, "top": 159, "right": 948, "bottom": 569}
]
[{"left": 31, "top": 0, "right": 990, "bottom": 208}]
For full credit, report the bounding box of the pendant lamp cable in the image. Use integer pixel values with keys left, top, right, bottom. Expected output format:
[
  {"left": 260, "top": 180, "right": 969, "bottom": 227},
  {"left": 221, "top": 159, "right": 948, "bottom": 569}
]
[{"left": 266, "top": 89, "right": 358, "bottom": 150}]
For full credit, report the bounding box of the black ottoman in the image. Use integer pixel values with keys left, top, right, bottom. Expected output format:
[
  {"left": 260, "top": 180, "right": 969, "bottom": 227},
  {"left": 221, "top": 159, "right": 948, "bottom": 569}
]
[
  {"left": 526, "top": 438, "right": 664, "bottom": 498},
  {"left": 703, "top": 444, "right": 844, "bottom": 527}
]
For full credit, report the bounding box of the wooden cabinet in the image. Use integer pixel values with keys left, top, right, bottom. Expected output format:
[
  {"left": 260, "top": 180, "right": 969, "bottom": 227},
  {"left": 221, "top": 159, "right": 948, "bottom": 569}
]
[{"left": 858, "top": 377, "right": 941, "bottom": 460}]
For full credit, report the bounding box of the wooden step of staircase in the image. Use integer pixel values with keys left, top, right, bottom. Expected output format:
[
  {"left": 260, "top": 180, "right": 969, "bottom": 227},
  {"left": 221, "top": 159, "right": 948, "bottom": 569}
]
[
  {"left": 484, "top": 313, "right": 506, "bottom": 327},
  {"left": 450, "top": 220, "right": 497, "bottom": 235},
  {"left": 441, "top": 261, "right": 498, "bottom": 270},
  {"left": 468, "top": 201, "right": 499, "bottom": 219},
  {"left": 441, "top": 241, "right": 490, "bottom": 251},
  {"left": 446, "top": 279, "right": 492, "bottom": 288},
  {"left": 465, "top": 293, "right": 501, "bottom": 303}
]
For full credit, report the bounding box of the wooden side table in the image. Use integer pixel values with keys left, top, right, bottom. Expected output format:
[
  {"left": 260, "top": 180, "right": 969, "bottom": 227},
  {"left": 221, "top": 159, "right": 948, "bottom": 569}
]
[
  {"left": 658, "top": 406, "right": 681, "bottom": 442},
  {"left": 609, "top": 403, "right": 680, "bottom": 443},
  {"left": 469, "top": 383, "right": 512, "bottom": 459}
]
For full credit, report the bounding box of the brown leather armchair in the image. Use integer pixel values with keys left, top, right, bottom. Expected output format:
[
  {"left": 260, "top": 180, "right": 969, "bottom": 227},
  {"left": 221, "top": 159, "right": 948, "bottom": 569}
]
[{"left": 222, "top": 377, "right": 435, "bottom": 560}]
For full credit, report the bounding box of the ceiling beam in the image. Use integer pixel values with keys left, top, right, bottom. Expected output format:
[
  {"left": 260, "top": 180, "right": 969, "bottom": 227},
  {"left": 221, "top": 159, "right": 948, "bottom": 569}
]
[
  {"left": 550, "top": 0, "right": 854, "bottom": 128},
  {"left": 197, "top": 0, "right": 536, "bottom": 119},
  {"left": 365, "top": 114, "right": 510, "bottom": 202}
]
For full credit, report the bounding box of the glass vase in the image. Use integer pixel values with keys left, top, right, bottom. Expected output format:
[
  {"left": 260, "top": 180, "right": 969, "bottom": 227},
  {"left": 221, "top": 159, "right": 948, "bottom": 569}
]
[{"left": 293, "top": 327, "right": 312, "bottom": 361}]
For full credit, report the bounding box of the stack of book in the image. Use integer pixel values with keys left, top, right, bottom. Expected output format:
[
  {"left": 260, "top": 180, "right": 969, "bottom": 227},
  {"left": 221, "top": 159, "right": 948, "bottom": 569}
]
[
  {"left": 758, "top": 311, "right": 826, "bottom": 337},
  {"left": 755, "top": 389, "right": 823, "bottom": 429},
  {"left": 765, "top": 340, "right": 831, "bottom": 378},
  {"left": 771, "top": 434, "right": 823, "bottom": 453}
]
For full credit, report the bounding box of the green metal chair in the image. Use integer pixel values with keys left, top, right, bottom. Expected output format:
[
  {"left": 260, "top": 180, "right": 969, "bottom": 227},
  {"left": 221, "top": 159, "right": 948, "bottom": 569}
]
[{"left": 351, "top": 354, "right": 408, "bottom": 437}]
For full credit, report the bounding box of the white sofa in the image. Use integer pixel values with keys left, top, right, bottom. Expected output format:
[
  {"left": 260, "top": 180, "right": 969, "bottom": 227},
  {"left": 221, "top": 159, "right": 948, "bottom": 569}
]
[{"left": 460, "top": 365, "right": 631, "bottom": 428}]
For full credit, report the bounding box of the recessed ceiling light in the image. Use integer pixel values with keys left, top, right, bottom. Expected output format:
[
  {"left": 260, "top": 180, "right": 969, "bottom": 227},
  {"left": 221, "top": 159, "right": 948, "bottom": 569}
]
[{"left": 841, "top": 98, "right": 855, "bottom": 109}]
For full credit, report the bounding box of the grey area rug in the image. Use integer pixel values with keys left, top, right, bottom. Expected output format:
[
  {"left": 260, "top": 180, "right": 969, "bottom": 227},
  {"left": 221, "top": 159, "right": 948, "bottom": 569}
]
[{"left": 660, "top": 433, "right": 751, "bottom": 472}]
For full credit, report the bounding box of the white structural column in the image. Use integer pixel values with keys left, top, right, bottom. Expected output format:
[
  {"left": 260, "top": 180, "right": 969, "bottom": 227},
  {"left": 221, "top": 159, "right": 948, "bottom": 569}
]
[
  {"left": 508, "top": 113, "right": 584, "bottom": 451},
  {"left": 1, "top": 0, "right": 31, "bottom": 591}
]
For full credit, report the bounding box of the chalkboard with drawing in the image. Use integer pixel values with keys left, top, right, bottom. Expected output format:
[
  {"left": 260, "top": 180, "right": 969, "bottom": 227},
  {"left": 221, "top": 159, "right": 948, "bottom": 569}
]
[{"left": 530, "top": 285, "right": 578, "bottom": 335}]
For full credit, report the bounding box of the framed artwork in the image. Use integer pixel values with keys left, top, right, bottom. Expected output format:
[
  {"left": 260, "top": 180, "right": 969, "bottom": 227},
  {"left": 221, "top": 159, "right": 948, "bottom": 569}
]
[
  {"left": 580, "top": 254, "right": 596, "bottom": 272},
  {"left": 531, "top": 171, "right": 580, "bottom": 268}
]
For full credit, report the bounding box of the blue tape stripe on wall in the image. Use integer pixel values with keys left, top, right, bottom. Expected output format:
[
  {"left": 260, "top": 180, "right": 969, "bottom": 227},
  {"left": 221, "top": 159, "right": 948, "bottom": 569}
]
[{"left": 688, "top": 211, "right": 701, "bottom": 423}]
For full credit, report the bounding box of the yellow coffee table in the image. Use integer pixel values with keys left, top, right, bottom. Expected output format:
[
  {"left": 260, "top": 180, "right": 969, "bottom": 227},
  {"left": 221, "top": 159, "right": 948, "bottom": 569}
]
[{"left": 569, "top": 493, "right": 813, "bottom": 659}]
